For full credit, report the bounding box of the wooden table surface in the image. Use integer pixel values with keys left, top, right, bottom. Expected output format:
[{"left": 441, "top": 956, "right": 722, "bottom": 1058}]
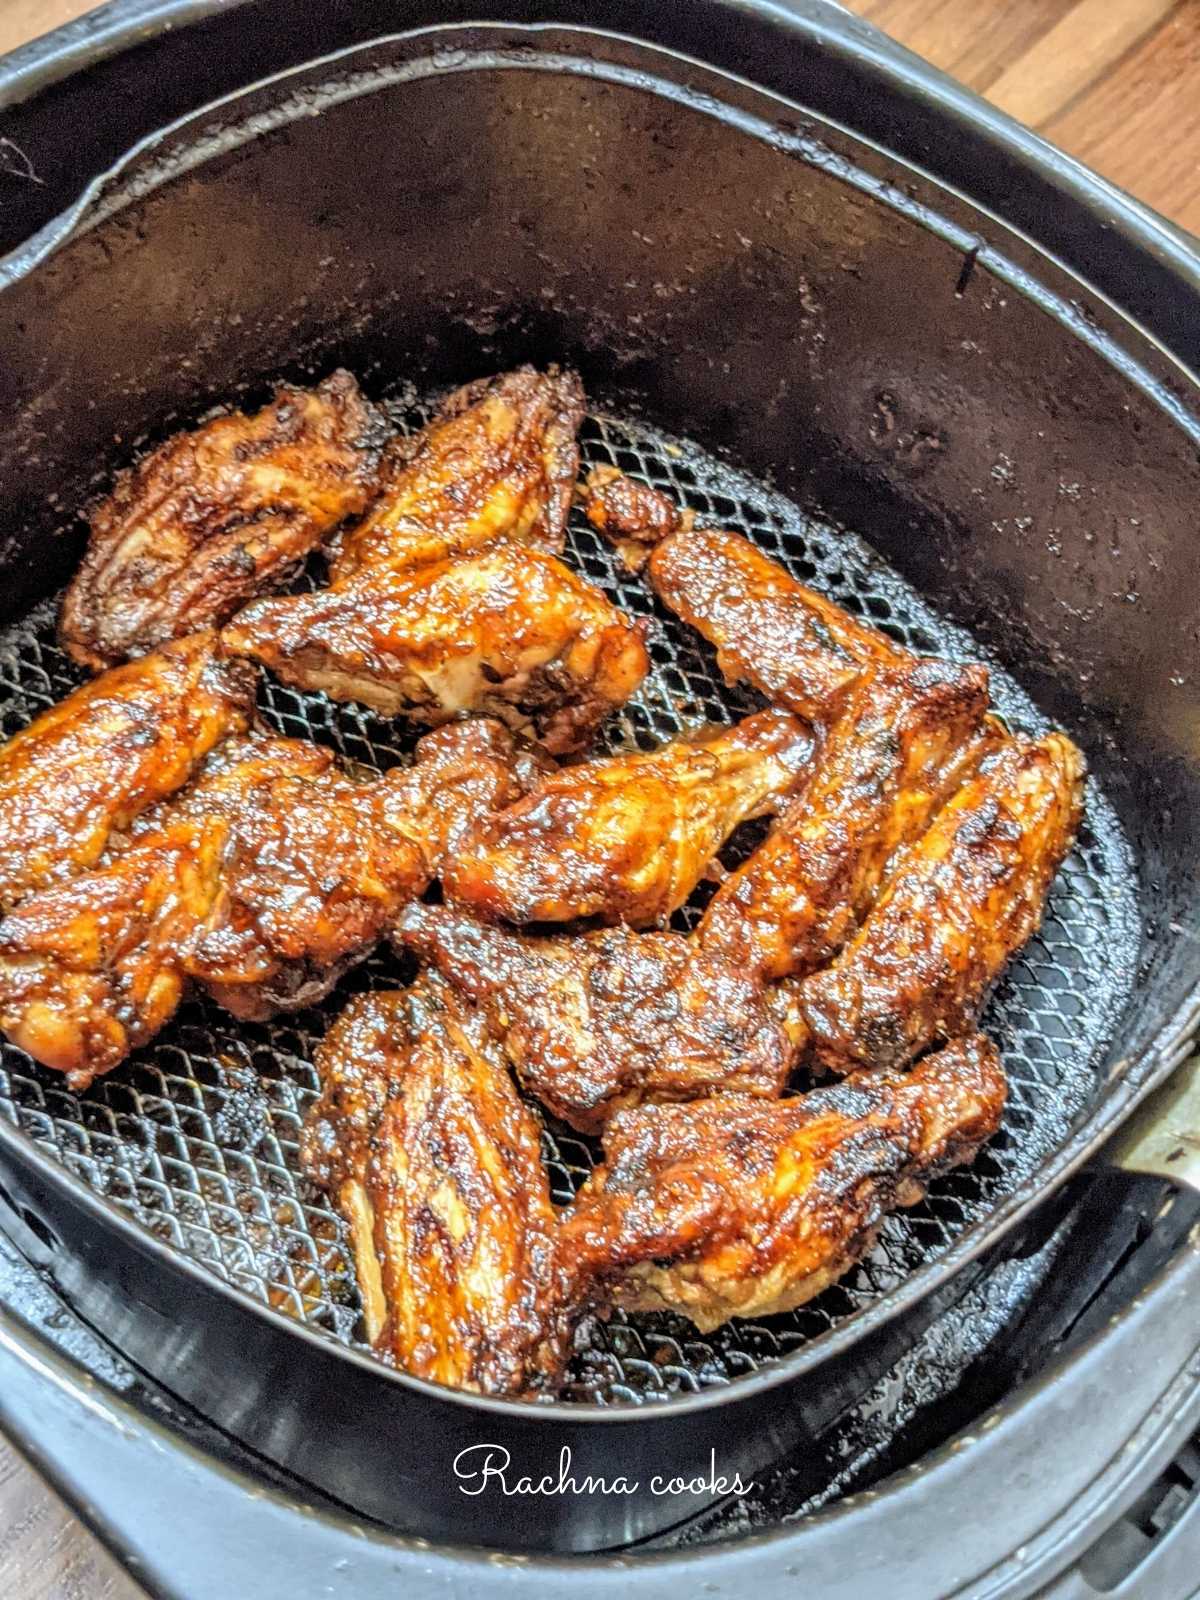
[{"left": 1, "top": 1, "right": 1198, "bottom": 1595}]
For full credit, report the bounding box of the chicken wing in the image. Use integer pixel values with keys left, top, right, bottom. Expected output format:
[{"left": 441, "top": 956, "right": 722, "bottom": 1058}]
[
  {"left": 443, "top": 708, "right": 811, "bottom": 927},
  {"left": 304, "top": 981, "right": 572, "bottom": 1395},
  {"left": 0, "top": 719, "right": 541, "bottom": 1082},
  {"left": 0, "top": 818, "right": 227, "bottom": 1088},
  {"left": 561, "top": 1034, "right": 1006, "bottom": 1332},
  {"left": 60, "top": 373, "right": 385, "bottom": 670},
  {"left": 394, "top": 904, "right": 804, "bottom": 1133},
  {"left": 584, "top": 469, "right": 906, "bottom": 725},
  {"left": 223, "top": 541, "right": 649, "bottom": 756},
  {"left": 802, "top": 733, "right": 1085, "bottom": 1072},
  {"left": 695, "top": 661, "right": 994, "bottom": 983},
  {"left": 185, "top": 717, "right": 546, "bottom": 1020},
  {"left": 333, "top": 366, "right": 583, "bottom": 579},
  {"left": 0, "top": 632, "right": 254, "bottom": 912}
]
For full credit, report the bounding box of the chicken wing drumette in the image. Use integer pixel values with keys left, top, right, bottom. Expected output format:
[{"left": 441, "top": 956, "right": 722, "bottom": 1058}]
[
  {"left": 0, "top": 632, "right": 254, "bottom": 912},
  {"left": 60, "top": 373, "right": 385, "bottom": 670},
  {"left": 561, "top": 1034, "right": 1006, "bottom": 1331},
  {"left": 584, "top": 468, "right": 905, "bottom": 725},
  {"left": 303, "top": 980, "right": 573, "bottom": 1394},
  {"left": 802, "top": 733, "right": 1085, "bottom": 1072},
  {"left": 223, "top": 540, "right": 649, "bottom": 756},
  {"left": 394, "top": 903, "right": 804, "bottom": 1133},
  {"left": 333, "top": 366, "right": 583, "bottom": 579},
  {"left": 444, "top": 708, "right": 811, "bottom": 927}
]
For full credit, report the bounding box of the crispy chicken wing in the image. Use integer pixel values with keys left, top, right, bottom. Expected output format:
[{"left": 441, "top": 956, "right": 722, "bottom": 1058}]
[
  {"left": 583, "top": 464, "right": 691, "bottom": 573},
  {"left": 0, "top": 719, "right": 540, "bottom": 1082},
  {"left": 223, "top": 541, "right": 649, "bottom": 756},
  {"left": 695, "top": 661, "right": 994, "bottom": 983},
  {"left": 584, "top": 470, "right": 908, "bottom": 725},
  {"left": 0, "top": 632, "right": 253, "bottom": 912},
  {"left": 0, "top": 818, "right": 226, "bottom": 1088},
  {"left": 561, "top": 1034, "right": 1006, "bottom": 1332},
  {"left": 185, "top": 718, "right": 545, "bottom": 1020},
  {"left": 802, "top": 733, "right": 1085, "bottom": 1072},
  {"left": 443, "top": 709, "right": 811, "bottom": 927},
  {"left": 394, "top": 904, "right": 804, "bottom": 1133},
  {"left": 304, "top": 982, "right": 572, "bottom": 1394},
  {"left": 60, "top": 373, "right": 385, "bottom": 670},
  {"left": 333, "top": 366, "right": 583, "bottom": 580}
]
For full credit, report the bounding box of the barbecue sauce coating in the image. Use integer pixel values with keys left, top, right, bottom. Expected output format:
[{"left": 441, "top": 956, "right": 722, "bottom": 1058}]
[
  {"left": 0, "top": 632, "right": 254, "bottom": 913},
  {"left": 561, "top": 1034, "right": 1007, "bottom": 1332},
  {"left": 60, "top": 372, "right": 386, "bottom": 670},
  {"left": 444, "top": 708, "right": 812, "bottom": 928},
  {"left": 802, "top": 733, "right": 1085, "bottom": 1071}
]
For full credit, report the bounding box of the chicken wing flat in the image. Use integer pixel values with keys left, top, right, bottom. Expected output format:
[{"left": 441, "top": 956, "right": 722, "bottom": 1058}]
[
  {"left": 223, "top": 541, "right": 649, "bottom": 756},
  {"left": 304, "top": 981, "right": 573, "bottom": 1395},
  {"left": 333, "top": 366, "right": 583, "bottom": 580},
  {"left": 60, "top": 372, "right": 385, "bottom": 670},
  {"left": 443, "top": 708, "right": 810, "bottom": 927},
  {"left": 0, "top": 632, "right": 253, "bottom": 912},
  {"left": 802, "top": 733, "right": 1085, "bottom": 1072},
  {"left": 0, "top": 818, "right": 226, "bottom": 1088},
  {"left": 695, "top": 661, "right": 994, "bottom": 983},
  {"left": 394, "top": 904, "right": 804, "bottom": 1133},
  {"left": 561, "top": 1034, "right": 1006, "bottom": 1332}
]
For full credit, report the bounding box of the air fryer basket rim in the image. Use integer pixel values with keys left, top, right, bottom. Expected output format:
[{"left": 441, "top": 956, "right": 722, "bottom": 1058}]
[{"left": 0, "top": 2, "right": 1197, "bottom": 1432}]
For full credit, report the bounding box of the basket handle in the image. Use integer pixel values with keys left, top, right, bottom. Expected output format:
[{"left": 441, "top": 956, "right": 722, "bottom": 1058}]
[{"left": 1102, "top": 1054, "right": 1200, "bottom": 1192}]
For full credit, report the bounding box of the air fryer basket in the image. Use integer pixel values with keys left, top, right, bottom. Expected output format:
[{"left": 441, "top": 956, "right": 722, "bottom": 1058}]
[{"left": 0, "top": 9, "right": 1198, "bottom": 1554}]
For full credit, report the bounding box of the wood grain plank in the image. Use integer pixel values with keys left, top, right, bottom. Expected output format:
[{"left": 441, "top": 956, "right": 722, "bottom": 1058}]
[
  {"left": 855, "top": 0, "right": 1078, "bottom": 93},
  {"left": 0, "top": 1437, "right": 144, "bottom": 1600},
  {"left": 1043, "top": 7, "right": 1200, "bottom": 232},
  {"left": 985, "top": 0, "right": 1179, "bottom": 126}
]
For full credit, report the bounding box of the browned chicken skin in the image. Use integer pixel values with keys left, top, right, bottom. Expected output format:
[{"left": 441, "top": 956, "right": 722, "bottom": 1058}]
[
  {"left": 0, "top": 632, "right": 254, "bottom": 913},
  {"left": 584, "top": 470, "right": 907, "bottom": 725},
  {"left": 0, "top": 818, "right": 227, "bottom": 1089},
  {"left": 190, "top": 717, "right": 541, "bottom": 1020},
  {"left": 444, "top": 708, "right": 811, "bottom": 928},
  {"left": 560, "top": 1034, "right": 1007, "bottom": 1332},
  {"left": 695, "top": 661, "right": 994, "bottom": 983},
  {"left": 60, "top": 373, "right": 386, "bottom": 671},
  {"left": 0, "top": 719, "right": 542, "bottom": 1083},
  {"left": 333, "top": 366, "right": 583, "bottom": 579},
  {"left": 304, "top": 982, "right": 573, "bottom": 1394},
  {"left": 394, "top": 903, "right": 804, "bottom": 1133},
  {"left": 802, "top": 733, "right": 1085, "bottom": 1072},
  {"left": 222, "top": 541, "right": 649, "bottom": 756}
]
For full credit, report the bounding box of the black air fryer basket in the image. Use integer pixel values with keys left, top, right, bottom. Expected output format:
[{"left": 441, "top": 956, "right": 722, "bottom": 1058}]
[{"left": 0, "top": 0, "right": 1199, "bottom": 1578}]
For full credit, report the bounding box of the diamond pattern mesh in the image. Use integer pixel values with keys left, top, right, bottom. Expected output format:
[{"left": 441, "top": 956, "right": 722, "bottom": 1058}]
[{"left": 0, "top": 406, "right": 1140, "bottom": 1406}]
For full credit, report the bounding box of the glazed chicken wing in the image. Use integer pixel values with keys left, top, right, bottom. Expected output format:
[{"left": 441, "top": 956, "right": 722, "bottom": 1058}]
[
  {"left": 0, "top": 632, "right": 253, "bottom": 912},
  {"left": 584, "top": 470, "right": 905, "bottom": 724},
  {"left": 695, "top": 661, "right": 994, "bottom": 983},
  {"left": 223, "top": 541, "right": 649, "bottom": 756},
  {"left": 802, "top": 733, "right": 1085, "bottom": 1072},
  {"left": 184, "top": 717, "right": 546, "bottom": 1020},
  {"left": 0, "top": 719, "right": 540, "bottom": 1082},
  {"left": 333, "top": 366, "right": 583, "bottom": 580},
  {"left": 394, "top": 904, "right": 804, "bottom": 1133},
  {"left": 60, "top": 373, "right": 385, "bottom": 670},
  {"left": 0, "top": 818, "right": 227, "bottom": 1088},
  {"left": 444, "top": 708, "right": 810, "bottom": 927},
  {"left": 304, "top": 982, "right": 572, "bottom": 1395},
  {"left": 561, "top": 1034, "right": 1006, "bottom": 1332}
]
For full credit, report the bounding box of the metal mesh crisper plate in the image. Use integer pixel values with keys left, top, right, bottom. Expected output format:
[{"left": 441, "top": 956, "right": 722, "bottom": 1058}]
[{"left": 0, "top": 404, "right": 1141, "bottom": 1407}]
